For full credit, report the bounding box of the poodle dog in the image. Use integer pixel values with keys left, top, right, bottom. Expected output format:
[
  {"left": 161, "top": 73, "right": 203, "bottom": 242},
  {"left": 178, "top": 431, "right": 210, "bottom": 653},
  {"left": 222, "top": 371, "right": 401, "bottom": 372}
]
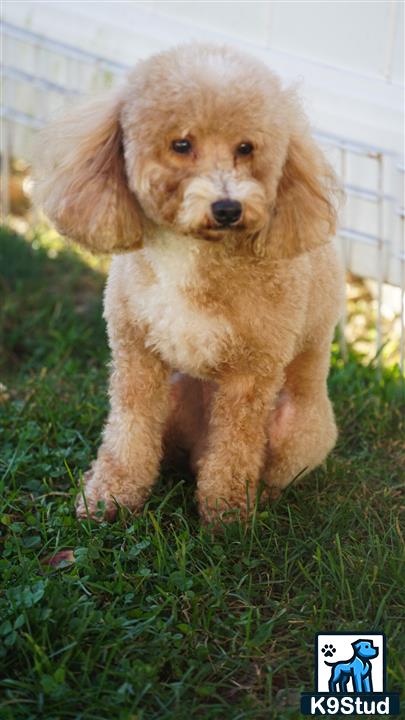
[{"left": 35, "top": 44, "right": 344, "bottom": 523}]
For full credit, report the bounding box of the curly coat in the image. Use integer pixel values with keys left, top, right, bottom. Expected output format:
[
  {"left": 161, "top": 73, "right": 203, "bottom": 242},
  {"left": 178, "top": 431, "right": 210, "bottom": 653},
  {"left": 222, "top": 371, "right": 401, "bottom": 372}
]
[{"left": 35, "top": 44, "right": 344, "bottom": 522}]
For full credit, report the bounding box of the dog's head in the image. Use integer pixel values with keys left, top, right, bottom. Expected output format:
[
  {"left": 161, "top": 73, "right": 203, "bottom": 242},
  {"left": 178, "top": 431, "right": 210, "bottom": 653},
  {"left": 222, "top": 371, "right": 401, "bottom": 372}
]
[
  {"left": 352, "top": 640, "right": 379, "bottom": 660},
  {"left": 35, "top": 44, "right": 337, "bottom": 257}
]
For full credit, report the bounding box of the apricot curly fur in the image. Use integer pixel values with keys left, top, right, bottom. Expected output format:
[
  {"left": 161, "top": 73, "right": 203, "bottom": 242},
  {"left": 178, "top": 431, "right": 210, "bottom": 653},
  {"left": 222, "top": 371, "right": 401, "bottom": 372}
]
[{"left": 35, "top": 44, "right": 344, "bottom": 523}]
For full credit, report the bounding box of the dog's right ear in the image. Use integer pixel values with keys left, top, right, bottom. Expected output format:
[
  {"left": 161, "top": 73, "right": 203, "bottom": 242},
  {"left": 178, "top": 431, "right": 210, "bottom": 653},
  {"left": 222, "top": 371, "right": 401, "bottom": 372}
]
[
  {"left": 34, "top": 89, "right": 143, "bottom": 253},
  {"left": 266, "top": 131, "right": 338, "bottom": 259}
]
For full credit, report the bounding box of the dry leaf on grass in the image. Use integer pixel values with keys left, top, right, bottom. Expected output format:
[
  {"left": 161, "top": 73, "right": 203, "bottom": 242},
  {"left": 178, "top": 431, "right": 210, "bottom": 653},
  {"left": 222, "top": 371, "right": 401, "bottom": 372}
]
[{"left": 41, "top": 550, "right": 76, "bottom": 569}]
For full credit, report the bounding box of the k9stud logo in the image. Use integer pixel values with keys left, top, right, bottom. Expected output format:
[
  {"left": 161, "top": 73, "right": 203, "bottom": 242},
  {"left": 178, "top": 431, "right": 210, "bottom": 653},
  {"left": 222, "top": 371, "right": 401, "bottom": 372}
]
[{"left": 300, "top": 632, "right": 400, "bottom": 716}]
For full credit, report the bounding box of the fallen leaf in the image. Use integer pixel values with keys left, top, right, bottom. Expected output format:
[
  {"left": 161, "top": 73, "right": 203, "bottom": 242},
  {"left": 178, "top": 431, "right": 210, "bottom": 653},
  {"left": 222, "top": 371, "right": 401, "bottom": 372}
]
[{"left": 41, "top": 550, "right": 75, "bottom": 569}]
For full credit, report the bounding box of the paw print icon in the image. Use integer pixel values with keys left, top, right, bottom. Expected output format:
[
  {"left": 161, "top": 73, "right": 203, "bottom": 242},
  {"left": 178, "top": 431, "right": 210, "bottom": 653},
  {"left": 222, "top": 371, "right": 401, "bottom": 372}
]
[{"left": 321, "top": 644, "right": 336, "bottom": 659}]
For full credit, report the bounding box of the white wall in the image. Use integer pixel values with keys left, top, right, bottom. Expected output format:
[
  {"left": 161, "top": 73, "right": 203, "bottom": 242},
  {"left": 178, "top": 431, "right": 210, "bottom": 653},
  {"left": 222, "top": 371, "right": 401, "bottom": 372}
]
[
  {"left": 146, "top": 1, "right": 403, "bottom": 82},
  {"left": 3, "top": 0, "right": 403, "bottom": 150}
]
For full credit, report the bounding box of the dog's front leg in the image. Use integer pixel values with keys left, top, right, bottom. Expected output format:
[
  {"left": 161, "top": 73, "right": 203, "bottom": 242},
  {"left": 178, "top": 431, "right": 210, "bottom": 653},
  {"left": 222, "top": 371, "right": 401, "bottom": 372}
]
[
  {"left": 76, "top": 324, "right": 170, "bottom": 520},
  {"left": 196, "top": 372, "right": 282, "bottom": 523}
]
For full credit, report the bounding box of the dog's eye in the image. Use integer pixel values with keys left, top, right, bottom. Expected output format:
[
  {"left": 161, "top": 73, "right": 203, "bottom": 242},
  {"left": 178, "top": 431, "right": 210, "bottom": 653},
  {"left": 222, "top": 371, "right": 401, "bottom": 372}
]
[
  {"left": 171, "top": 139, "right": 192, "bottom": 154},
  {"left": 237, "top": 142, "right": 254, "bottom": 156}
]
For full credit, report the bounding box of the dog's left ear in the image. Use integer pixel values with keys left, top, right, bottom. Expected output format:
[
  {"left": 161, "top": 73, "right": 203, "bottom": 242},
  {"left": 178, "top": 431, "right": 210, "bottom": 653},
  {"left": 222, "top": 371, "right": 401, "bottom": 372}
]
[{"left": 267, "top": 132, "right": 338, "bottom": 259}]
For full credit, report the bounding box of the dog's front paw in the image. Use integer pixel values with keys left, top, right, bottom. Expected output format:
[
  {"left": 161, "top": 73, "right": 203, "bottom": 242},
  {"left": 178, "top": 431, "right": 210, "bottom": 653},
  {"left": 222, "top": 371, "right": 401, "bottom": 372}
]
[
  {"left": 197, "top": 496, "right": 247, "bottom": 526},
  {"left": 75, "top": 469, "right": 118, "bottom": 521},
  {"left": 75, "top": 454, "right": 150, "bottom": 522},
  {"left": 197, "top": 463, "right": 259, "bottom": 526},
  {"left": 197, "top": 480, "right": 255, "bottom": 526}
]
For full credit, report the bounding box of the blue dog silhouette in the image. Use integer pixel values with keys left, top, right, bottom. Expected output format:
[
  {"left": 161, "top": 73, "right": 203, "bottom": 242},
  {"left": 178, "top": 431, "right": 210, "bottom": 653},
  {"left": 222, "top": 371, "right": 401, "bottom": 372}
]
[{"left": 325, "top": 639, "right": 379, "bottom": 692}]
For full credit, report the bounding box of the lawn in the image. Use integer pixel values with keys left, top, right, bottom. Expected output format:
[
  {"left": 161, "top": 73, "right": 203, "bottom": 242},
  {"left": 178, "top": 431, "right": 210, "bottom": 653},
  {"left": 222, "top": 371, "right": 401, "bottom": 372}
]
[{"left": 0, "top": 225, "right": 404, "bottom": 720}]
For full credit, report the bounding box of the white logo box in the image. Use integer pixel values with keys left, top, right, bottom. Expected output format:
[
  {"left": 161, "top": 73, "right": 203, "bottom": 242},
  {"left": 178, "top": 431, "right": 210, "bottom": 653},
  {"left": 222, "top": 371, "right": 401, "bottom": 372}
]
[{"left": 316, "top": 633, "right": 385, "bottom": 692}]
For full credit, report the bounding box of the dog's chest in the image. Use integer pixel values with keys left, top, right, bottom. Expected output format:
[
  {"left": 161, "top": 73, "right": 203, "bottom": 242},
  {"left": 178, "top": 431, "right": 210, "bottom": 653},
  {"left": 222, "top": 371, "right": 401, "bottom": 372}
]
[{"left": 129, "top": 233, "right": 234, "bottom": 375}]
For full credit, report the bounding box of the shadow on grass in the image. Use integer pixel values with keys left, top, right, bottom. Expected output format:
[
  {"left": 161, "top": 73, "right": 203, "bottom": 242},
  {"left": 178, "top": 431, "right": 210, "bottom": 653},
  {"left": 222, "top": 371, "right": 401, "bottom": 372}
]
[
  {"left": 0, "top": 225, "right": 110, "bottom": 497},
  {"left": 0, "top": 225, "right": 107, "bottom": 380}
]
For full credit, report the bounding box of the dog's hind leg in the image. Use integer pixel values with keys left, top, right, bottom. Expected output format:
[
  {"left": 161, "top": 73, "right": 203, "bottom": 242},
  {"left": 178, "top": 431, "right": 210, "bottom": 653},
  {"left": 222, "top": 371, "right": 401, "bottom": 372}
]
[{"left": 263, "top": 339, "right": 337, "bottom": 498}]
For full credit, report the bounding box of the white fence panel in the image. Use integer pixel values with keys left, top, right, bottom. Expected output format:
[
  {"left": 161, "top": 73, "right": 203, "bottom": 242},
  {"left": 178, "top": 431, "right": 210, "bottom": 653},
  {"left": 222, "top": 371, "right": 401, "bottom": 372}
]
[{"left": 1, "top": 1, "right": 404, "bottom": 366}]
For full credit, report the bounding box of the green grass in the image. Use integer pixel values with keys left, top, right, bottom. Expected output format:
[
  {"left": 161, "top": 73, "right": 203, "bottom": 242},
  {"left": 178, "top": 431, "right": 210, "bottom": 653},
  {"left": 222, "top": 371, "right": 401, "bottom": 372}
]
[{"left": 0, "top": 225, "right": 404, "bottom": 720}]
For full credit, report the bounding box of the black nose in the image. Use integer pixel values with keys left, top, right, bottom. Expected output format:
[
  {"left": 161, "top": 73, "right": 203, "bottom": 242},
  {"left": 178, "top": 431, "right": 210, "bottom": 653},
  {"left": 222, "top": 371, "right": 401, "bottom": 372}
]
[{"left": 211, "top": 199, "right": 242, "bottom": 226}]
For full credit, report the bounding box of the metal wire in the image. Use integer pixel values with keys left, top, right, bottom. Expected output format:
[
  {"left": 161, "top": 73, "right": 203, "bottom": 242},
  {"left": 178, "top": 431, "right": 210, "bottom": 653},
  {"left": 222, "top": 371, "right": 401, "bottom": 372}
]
[
  {"left": 1, "top": 21, "right": 127, "bottom": 75},
  {"left": 338, "top": 147, "right": 348, "bottom": 360},
  {"left": 376, "top": 153, "right": 384, "bottom": 361},
  {"left": 398, "top": 163, "right": 405, "bottom": 373}
]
